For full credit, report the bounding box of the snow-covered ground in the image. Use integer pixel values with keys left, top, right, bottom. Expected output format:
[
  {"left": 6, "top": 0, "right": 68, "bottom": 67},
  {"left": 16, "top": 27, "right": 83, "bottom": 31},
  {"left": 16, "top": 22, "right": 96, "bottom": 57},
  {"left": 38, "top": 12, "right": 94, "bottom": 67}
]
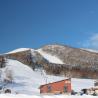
[{"left": 0, "top": 94, "right": 98, "bottom": 98}]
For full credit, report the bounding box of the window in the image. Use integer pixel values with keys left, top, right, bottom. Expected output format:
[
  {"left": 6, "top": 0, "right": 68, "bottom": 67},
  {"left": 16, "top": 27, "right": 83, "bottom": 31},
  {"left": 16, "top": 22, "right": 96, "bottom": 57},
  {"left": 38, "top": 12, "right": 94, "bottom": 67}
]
[
  {"left": 47, "top": 85, "right": 52, "bottom": 92},
  {"left": 64, "top": 85, "right": 67, "bottom": 93}
]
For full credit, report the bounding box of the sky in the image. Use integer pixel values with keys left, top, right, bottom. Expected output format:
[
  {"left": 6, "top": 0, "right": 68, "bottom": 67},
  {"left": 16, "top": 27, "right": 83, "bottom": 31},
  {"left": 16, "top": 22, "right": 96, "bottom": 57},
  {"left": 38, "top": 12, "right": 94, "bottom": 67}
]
[{"left": 0, "top": 0, "right": 98, "bottom": 53}]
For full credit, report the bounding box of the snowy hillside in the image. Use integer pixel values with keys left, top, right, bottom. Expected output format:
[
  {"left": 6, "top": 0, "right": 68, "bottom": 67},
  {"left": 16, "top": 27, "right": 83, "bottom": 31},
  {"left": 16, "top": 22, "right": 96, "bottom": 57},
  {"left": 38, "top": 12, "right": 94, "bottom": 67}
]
[
  {"left": 0, "top": 59, "right": 95, "bottom": 95},
  {"left": 1, "top": 59, "right": 66, "bottom": 95}
]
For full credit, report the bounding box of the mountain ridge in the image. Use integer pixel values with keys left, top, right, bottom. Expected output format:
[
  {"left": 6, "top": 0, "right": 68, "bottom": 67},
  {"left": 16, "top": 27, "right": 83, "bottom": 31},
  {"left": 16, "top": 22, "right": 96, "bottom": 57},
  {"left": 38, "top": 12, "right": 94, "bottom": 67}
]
[{"left": 1, "top": 44, "right": 98, "bottom": 79}]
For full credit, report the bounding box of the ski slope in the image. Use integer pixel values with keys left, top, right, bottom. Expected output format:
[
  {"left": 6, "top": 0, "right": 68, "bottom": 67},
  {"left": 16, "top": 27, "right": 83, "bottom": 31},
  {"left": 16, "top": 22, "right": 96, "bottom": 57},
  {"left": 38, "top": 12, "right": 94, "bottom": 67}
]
[
  {"left": 2, "top": 59, "right": 66, "bottom": 95},
  {"left": 37, "top": 49, "right": 64, "bottom": 64},
  {"left": 0, "top": 59, "right": 94, "bottom": 95},
  {"left": 7, "top": 48, "right": 64, "bottom": 64}
]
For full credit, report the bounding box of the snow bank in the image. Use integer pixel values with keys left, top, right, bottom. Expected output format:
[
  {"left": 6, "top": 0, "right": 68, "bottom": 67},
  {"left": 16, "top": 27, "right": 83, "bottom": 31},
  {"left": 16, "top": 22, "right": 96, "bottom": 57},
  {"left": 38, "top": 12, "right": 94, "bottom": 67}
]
[
  {"left": 37, "top": 49, "right": 64, "bottom": 64},
  {"left": 0, "top": 94, "right": 97, "bottom": 98}
]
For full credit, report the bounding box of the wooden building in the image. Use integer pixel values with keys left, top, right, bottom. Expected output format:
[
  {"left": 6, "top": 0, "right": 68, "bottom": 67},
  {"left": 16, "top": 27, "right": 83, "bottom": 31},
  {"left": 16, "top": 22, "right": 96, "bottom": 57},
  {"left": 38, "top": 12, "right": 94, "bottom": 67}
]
[{"left": 39, "top": 78, "right": 71, "bottom": 94}]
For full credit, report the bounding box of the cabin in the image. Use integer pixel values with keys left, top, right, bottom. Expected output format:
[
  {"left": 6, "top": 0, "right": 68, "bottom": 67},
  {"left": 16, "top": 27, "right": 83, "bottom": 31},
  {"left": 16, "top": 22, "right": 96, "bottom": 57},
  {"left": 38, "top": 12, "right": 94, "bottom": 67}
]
[{"left": 39, "top": 78, "right": 71, "bottom": 94}]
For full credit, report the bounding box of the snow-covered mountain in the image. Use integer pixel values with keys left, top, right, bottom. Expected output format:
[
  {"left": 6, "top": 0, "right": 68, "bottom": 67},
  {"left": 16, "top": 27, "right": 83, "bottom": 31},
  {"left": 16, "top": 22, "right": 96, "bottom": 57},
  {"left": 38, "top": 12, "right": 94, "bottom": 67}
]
[
  {"left": 0, "top": 44, "right": 98, "bottom": 98},
  {"left": 6, "top": 47, "right": 64, "bottom": 64},
  {"left": 1, "top": 44, "right": 98, "bottom": 79}
]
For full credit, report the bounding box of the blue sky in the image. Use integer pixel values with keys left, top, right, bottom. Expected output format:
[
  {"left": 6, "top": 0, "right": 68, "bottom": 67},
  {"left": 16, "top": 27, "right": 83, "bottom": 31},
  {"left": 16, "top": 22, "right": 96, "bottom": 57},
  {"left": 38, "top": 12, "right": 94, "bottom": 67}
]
[{"left": 0, "top": 0, "right": 98, "bottom": 53}]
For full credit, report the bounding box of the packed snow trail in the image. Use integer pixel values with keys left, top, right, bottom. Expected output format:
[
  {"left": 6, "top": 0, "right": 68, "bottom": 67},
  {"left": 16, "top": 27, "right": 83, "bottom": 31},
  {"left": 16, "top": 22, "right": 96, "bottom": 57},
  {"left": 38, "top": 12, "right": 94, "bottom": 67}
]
[{"left": 37, "top": 49, "right": 64, "bottom": 64}]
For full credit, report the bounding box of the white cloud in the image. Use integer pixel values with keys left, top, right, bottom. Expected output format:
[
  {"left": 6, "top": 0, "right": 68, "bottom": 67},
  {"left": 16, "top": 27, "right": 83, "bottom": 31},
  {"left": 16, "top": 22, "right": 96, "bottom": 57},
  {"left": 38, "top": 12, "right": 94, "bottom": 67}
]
[{"left": 82, "top": 33, "right": 98, "bottom": 50}]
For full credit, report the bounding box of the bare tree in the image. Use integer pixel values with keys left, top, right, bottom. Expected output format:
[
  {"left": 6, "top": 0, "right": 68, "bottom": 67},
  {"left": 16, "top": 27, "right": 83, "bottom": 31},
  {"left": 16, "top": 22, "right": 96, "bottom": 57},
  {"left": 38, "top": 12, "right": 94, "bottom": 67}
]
[{"left": 3, "top": 67, "right": 13, "bottom": 83}]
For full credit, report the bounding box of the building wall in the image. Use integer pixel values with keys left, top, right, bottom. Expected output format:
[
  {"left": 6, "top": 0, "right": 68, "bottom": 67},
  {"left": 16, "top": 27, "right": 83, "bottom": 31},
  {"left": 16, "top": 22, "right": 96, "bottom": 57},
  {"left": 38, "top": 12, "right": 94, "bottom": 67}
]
[{"left": 40, "top": 80, "right": 71, "bottom": 94}]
